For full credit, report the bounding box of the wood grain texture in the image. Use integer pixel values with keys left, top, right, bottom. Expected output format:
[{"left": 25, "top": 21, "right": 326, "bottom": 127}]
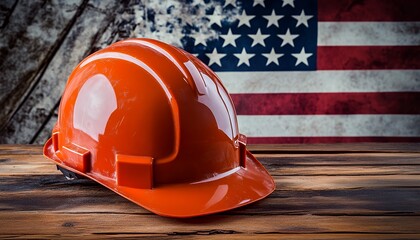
[
  {"left": 29, "top": 0, "right": 136, "bottom": 145},
  {"left": 0, "top": 143, "right": 419, "bottom": 239},
  {"left": 0, "top": 0, "right": 84, "bottom": 138},
  {"left": 0, "top": 0, "right": 16, "bottom": 28},
  {"left": 33, "top": 110, "right": 58, "bottom": 144},
  {"left": 0, "top": 0, "right": 119, "bottom": 144},
  {"left": 248, "top": 142, "right": 420, "bottom": 153}
]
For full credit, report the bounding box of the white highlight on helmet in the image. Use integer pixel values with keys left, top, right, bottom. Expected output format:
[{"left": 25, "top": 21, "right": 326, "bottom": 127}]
[
  {"left": 80, "top": 52, "right": 173, "bottom": 100},
  {"left": 191, "top": 167, "right": 240, "bottom": 184},
  {"left": 73, "top": 74, "right": 117, "bottom": 141},
  {"left": 204, "top": 184, "right": 228, "bottom": 209},
  {"left": 124, "top": 39, "right": 189, "bottom": 82}
]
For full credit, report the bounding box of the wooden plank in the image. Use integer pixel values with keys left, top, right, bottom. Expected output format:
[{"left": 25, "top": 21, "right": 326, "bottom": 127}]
[
  {"left": 272, "top": 165, "right": 420, "bottom": 176},
  {"left": 0, "top": 156, "right": 58, "bottom": 175},
  {"left": 0, "top": 0, "right": 118, "bottom": 144},
  {"left": 1, "top": 178, "right": 419, "bottom": 216},
  {"left": 257, "top": 153, "right": 420, "bottom": 166},
  {"left": 1, "top": 234, "right": 420, "bottom": 240},
  {"left": 0, "top": 145, "right": 43, "bottom": 155},
  {"left": 257, "top": 153, "right": 420, "bottom": 175},
  {"left": 0, "top": 0, "right": 85, "bottom": 140},
  {"left": 257, "top": 152, "right": 420, "bottom": 164},
  {"left": 248, "top": 143, "right": 420, "bottom": 153},
  {"left": 276, "top": 175, "right": 420, "bottom": 190},
  {"left": 0, "top": 212, "right": 419, "bottom": 235}
]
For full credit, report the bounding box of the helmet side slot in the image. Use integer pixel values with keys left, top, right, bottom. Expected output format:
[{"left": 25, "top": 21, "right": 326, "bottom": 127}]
[
  {"left": 61, "top": 143, "right": 91, "bottom": 173},
  {"left": 116, "top": 154, "right": 154, "bottom": 189}
]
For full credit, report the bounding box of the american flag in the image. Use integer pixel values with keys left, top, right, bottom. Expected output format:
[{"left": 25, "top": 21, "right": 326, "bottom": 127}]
[{"left": 131, "top": 0, "right": 420, "bottom": 144}]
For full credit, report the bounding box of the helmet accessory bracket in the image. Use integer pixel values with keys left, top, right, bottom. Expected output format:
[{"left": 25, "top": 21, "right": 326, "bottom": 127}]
[
  {"left": 116, "top": 154, "right": 154, "bottom": 189},
  {"left": 61, "top": 142, "right": 91, "bottom": 173},
  {"left": 239, "top": 134, "right": 247, "bottom": 168}
]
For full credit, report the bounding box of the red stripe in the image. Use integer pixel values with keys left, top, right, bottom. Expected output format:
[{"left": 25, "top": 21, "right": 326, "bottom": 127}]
[
  {"left": 318, "top": 0, "right": 420, "bottom": 21},
  {"left": 248, "top": 137, "right": 420, "bottom": 144},
  {"left": 317, "top": 46, "right": 420, "bottom": 70},
  {"left": 232, "top": 92, "right": 420, "bottom": 115}
]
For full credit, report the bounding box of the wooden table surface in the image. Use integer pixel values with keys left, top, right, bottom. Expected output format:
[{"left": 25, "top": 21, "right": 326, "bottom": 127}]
[{"left": 1, "top": 143, "right": 420, "bottom": 239}]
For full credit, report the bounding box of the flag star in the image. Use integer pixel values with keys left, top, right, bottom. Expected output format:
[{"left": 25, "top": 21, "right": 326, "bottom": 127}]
[
  {"left": 278, "top": 28, "right": 299, "bottom": 47},
  {"left": 292, "top": 10, "right": 313, "bottom": 27},
  {"left": 282, "top": 0, "right": 294, "bottom": 7},
  {"left": 249, "top": 29, "right": 270, "bottom": 47},
  {"left": 234, "top": 48, "right": 255, "bottom": 67},
  {"left": 183, "top": 17, "right": 194, "bottom": 26},
  {"left": 220, "top": 29, "right": 241, "bottom": 47},
  {"left": 206, "top": 13, "right": 223, "bottom": 27},
  {"left": 263, "top": 10, "right": 283, "bottom": 28},
  {"left": 191, "top": 32, "right": 208, "bottom": 46},
  {"left": 223, "top": 0, "right": 237, "bottom": 8},
  {"left": 253, "top": 0, "right": 265, "bottom": 7},
  {"left": 262, "top": 49, "right": 284, "bottom": 66},
  {"left": 292, "top": 47, "right": 313, "bottom": 66},
  {"left": 167, "top": 27, "right": 184, "bottom": 47},
  {"left": 236, "top": 10, "right": 255, "bottom": 28},
  {"left": 206, "top": 48, "right": 226, "bottom": 67}
]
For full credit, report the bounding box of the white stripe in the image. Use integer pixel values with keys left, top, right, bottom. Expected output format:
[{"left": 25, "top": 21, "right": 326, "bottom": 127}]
[
  {"left": 238, "top": 115, "right": 420, "bottom": 137},
  {"left": 318, "top": 22, "right": 420, "bottom": 46},
  {"left": 217, "top": 70, "right": 420, "bottom": 94}
]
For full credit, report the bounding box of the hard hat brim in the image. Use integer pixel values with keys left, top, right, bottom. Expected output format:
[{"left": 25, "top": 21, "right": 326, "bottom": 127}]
[{"left": 44, "top": 137, "right": 275, "bottom": 218}]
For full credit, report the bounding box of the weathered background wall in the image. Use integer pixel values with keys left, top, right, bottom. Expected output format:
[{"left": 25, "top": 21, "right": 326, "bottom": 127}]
[
  {"left": 0, "top": 0, "right": 124, "bottom": 144},
  {"left": 1, "top": 0, "right": 419, "bottom": 144}
]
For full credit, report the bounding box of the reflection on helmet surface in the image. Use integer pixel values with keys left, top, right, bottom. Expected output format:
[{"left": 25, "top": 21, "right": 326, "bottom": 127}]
[
  {"left": 73, "top": 74, "right": 117, "bottom": 141},
  {"left": 204, "top": 184, "right": 228, "bottom": 209},
  {"left": 197, "top": 72, "right": 236, "bottom": 140}
]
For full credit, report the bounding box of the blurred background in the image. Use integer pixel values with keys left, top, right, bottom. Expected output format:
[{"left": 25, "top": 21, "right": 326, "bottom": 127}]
[{"left": 0, "top": 0, "right": 419, "bottom": 144}]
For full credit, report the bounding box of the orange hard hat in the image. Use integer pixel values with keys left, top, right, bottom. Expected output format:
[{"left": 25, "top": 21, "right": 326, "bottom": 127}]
[{"left": 43, "top": 38, "right": 275, "bottom": 217}]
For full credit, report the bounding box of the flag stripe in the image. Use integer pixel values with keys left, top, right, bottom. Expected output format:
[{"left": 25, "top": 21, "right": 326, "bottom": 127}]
[
  {"left": 318, "top": 0, "right": 420, "bottom": 22},
  {"left": 318, "top": 22, "right": 420, "bottom": 46},
  {"left": 231, "top": 92, "right": 420, "bottom": 115},
  {"left": 247, "top": 137, "right": 420, "bottom": 144},
  {"left": 218, "top": 70, "right": 420, "bottom": 93},
  {"left": 238, "top": 115, "right": 420, "bottom": 137},
  {"left": 317, "top": 46, "right": 420, "bottom": 70}
]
